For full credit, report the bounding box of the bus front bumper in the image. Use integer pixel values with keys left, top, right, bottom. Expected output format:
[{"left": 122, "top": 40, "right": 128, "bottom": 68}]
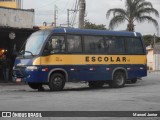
[{"left": 13, "top": 66, "right": 48, "bottom": 83}]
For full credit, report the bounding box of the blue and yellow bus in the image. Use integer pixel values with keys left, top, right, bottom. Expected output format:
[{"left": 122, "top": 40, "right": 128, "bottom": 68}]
[{"left": 13, "top": 28, "right": 147, "bottom": 91}]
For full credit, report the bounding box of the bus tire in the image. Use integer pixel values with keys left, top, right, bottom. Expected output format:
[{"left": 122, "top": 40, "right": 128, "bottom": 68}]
[
  {"left": 49, "top": 73, "right": 65, "bottom": 91},
  {"left": 28, "top": 83, "right": 42, "bottom": 89},
  {"left": 131, "top": 79, "right": 137, "bottom": 84},
  {"left": 109, "top": 71, "right": 126, "bottom": 88},
  {"left": 88, "top": 81, "right": 104, "bottom": 88}
]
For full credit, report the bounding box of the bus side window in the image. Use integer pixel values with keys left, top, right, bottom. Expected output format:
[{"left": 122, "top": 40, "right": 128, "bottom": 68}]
[
  {"left": 67, "top": 35, "right": 82, "bottom": 53},
  {"left": 84, "top": 36, "right": 105, "bottom": 53},
  {"left": 104, "top": 37, "right": 109, "bottom": 51},
  {"left": 106, "top": 37, "right": 125, "bottom": 54},
  {"left": 44, "top": 36, "right": 65, "bottom": 54},
  {"left": 126, "top": 38, "right": 144, "bottom": 54}
]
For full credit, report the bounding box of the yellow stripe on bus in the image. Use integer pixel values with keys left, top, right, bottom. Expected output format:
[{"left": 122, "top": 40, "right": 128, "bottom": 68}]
[{"left": 33, "top": 55, "right": 146, "bottom": 65}]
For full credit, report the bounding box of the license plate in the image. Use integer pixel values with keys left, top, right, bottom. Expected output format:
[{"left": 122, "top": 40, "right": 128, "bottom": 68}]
[{"left": 16, "top": 78, "right": 21, "bottom": 83}]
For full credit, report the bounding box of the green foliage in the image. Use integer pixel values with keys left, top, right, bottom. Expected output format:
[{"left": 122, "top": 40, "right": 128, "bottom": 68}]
[
  {"left": 143, "top": 35, "right": 153, "bottom": 47},
  {"left": 106, "top": 0, "right": 159, "bottom": 32},
  {"left": 143, "top": 35, "right": 160, "bottom": 47},
  {"left": 84, "top": 20, "right": 107, "bottom": 30}
]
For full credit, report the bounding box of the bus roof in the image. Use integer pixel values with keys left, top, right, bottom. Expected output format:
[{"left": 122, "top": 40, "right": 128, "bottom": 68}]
[{"left": 50, "top": 28, "right": 142, "bottom": 37}]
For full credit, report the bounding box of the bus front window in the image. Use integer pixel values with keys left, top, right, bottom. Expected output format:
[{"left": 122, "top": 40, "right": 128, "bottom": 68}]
[{"left": 24, "top": 30, "right": 50, "bottom": 56}]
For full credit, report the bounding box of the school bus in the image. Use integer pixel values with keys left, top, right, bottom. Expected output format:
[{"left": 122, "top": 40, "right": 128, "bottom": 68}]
[{"left": 13, "top": 28, "right": 147, "bottom": 91}]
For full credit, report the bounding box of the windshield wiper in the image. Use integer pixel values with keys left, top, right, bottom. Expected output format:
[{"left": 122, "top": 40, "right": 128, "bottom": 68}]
[
  {"left": 24, "top": 51, "right": 34, "bottom": 56},
  {"left": 19, "top": 50, "right": 34, "bottom": 57}
]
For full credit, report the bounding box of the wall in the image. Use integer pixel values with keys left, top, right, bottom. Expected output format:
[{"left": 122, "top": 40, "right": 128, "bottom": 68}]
[
  {"left": 147, "top": 49, "right": 154, "bottom": 70},
  {"left": 147, "top": 49, "right": 160, "bottom": 71},
  {"left": 154, "top": 54, "right": 160, "bottom": 71},
  {"left": 0, "top": 7, "right": 34, "bottom": 28}
]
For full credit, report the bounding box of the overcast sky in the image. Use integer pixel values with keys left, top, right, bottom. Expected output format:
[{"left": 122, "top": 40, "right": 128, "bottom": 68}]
[{"left": 23, "top": 0, "right": 160, "bottom": 36}]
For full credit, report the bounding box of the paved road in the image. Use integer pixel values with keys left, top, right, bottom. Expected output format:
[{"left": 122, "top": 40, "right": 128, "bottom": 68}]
[{"left": 0, "top": 72, "right": 160, "bottom": 120}]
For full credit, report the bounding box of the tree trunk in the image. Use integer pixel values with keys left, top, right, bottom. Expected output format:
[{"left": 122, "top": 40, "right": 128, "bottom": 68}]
[{"left": 127, "top": 20, "right": 134, "bottom": 31}]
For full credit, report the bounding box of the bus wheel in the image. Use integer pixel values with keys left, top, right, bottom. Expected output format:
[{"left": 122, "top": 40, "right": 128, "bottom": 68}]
[
  {"left": 131, "top": 79, "right": 137, "bottom": 84},
  {"left": 49, "top": 73, "right": 65, "bottom": 91},
  {"left": 88, "top": 81, "right": 104, "bottom": 88},
  {"left": 109, "top": 71, "right": 126, "bottom": 88},
  {"left": 28, "top": 83, "right": 42, "bottom": 89}
]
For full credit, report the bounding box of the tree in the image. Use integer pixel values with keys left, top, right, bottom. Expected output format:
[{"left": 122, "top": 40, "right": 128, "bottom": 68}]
[
  {"left": 106, "top": 0, "right": 159, "bottom": 32},
  {"left": 143, "top": 35, "right": 154, "bottom": 47},
  {"left": 84, "top": 20, "right": 107, "bottom": 30},
  {"left": 143, "top": 35, "right": 160, "bottom": 47}
]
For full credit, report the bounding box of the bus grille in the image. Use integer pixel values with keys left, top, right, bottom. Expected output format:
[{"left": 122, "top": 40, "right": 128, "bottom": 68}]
[{"left": 13, "top": 66, "right": 26, "bottom": 78}]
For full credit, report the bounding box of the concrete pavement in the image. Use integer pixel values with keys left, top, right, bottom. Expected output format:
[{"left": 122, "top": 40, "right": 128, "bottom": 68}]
[{"left": 0, "top": 72, "right": 160, "bottom": 120}]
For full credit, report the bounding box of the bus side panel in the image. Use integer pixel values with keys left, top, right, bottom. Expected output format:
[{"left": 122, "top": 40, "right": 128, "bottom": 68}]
[
  {"left": 127, "top": 64, "right": 147, "bottom": 79},
  {"left": 38, "top": 54, "right": 147, "bottom": 82},
  {"left": 75, "top": 65, "right": 112, "bottom": 81},
  {"left": 35, "top": 64, "right": 147, "bottom": 83},
  {"left": 42, "top": 65, "right": 112, "bottom": 82},
  {"left": 23, "top": 64, "right": 147, "bottom": 83}
]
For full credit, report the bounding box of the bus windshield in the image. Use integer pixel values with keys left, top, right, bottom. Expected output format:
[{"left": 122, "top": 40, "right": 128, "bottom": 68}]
[{"left": 24, "top": 30, "right": 50, "bottom": 56}]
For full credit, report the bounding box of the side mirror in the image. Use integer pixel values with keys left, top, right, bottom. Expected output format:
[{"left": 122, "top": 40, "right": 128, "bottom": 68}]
[{"left": 18, "top": 50, "right": 24, "bottom": 55}]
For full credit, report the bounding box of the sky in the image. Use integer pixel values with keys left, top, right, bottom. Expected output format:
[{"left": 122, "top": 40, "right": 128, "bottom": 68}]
[{"left": 23, "top": 0, "right": 160, "bottom": 36}]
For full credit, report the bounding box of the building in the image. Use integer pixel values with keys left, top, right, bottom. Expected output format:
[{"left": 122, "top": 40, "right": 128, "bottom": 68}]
[
  {"left": 147, "top": 43, "right": 160, "bottom": 71},
  {"left": 0, "top": 0, "right": 22, "bottom": 9},
  {"left": 0, "top": 6, "right": 37, "bottom": 82}
]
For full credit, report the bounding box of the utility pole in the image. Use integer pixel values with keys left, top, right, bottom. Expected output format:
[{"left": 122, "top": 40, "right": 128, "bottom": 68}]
[
  {"left": 54, "top": 5, "right": 58, "bottom": 28},
  {"left": 67, "top": 9, "right": 70, "bottom": 27},
  {"left": 79, "top": 0, "right": 86, "bottom": 28},
  {"left": 153, "top": 34, "right": 157, "bottom": 70},
  {"left": 67, "top": 9, "right": 79, "bottom": 27}
]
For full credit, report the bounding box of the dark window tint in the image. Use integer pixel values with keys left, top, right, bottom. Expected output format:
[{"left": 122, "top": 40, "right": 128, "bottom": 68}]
[
  {"left": 105, "top": 37, "right": 125, "bottom": 54},
  {"left": 126, "top": 38, "right": 144, "bottom": 54},
  {"left": 67, "top": 35, "right": 82, "bottom": 53},
  {"left": 84, "top": 36, "right": 104, "bottom": 53},
  {"left": 48, "top": 36, "right": 65, "bottom": 53}
]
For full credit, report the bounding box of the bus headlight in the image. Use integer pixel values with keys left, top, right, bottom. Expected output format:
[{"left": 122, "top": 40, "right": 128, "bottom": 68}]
[{"left": 26, "top": 66, "right": 38, "bottom": 71}]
